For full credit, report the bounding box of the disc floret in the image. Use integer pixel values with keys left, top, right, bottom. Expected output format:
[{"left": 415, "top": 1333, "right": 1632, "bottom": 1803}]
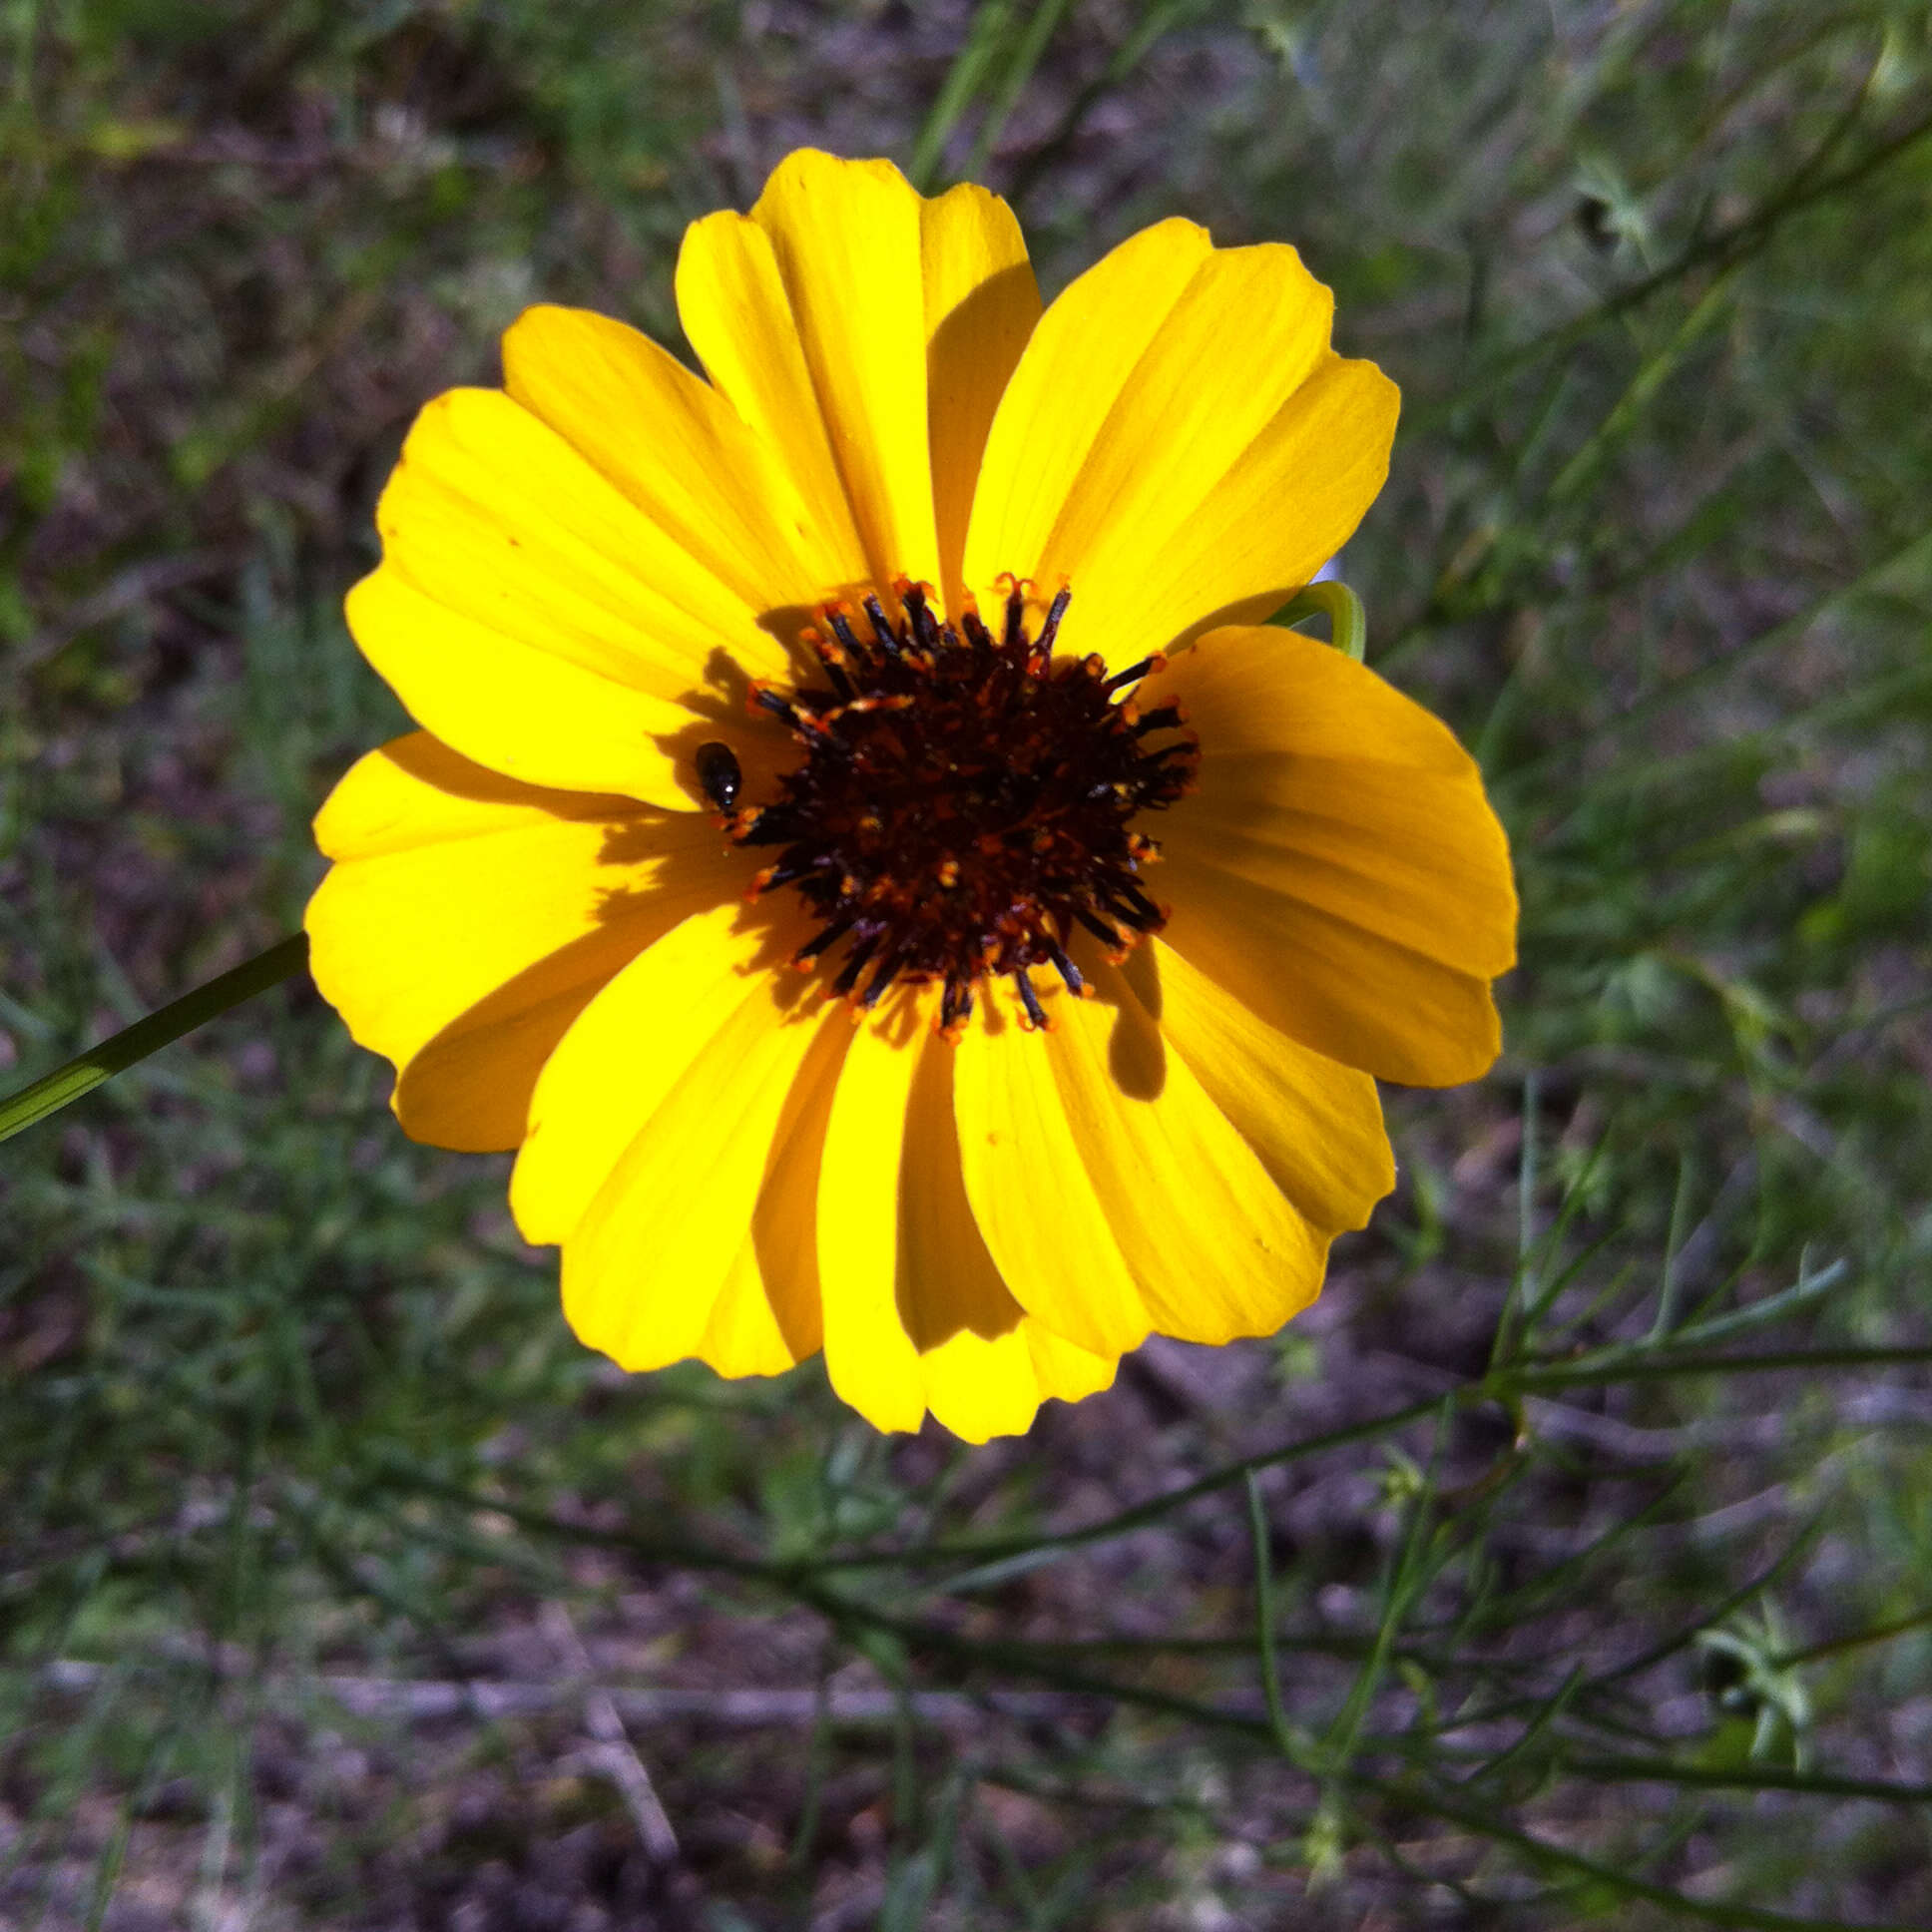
[{"left": 728, "top": 577, "right": 1197, "bottom": 1037}]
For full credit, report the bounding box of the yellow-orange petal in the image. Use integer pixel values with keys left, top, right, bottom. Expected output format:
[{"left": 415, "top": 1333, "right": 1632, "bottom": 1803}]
[
  {"left": 679, "top": 152, "right": 940, "bottom": 600},
  {"left": 963, "top": 223, "right": 1377, "bottom": 665},
  {"left": 963, "top": 219, "right": 1211, "bottom": 611},
  {"left": 501, "top": 302, "right": 823, "bottom": 617},
  {"left": 1040, "top": 951, "right": 1331, "bottom": 1346},
  {"left": 919, "top": 181, "right": 1041, "bottom": 616},
  {"left": 699, "top": 1013, "right": 853, "bottom": 1378},
  {"left": 675, "top": 209, "right": 870, "bottom": 598},
  {"left": 356, "top": 386, "right": 792, "bottom": 801},
  {"left": 953, "top": 980, "right": 1152, "bottom": 1359},
  {"left": 816, "top": 1003, "right": 943, "bottom": 1435},
  {"left": 1150, "top": 626, "right": 1516, "bottom": 1086},
  {"left": 816, "top": 1000, "right": 1110, "bottom": 1441},
  {"left": 1121, "top": 940, "right": 1393, "bottom": 1235},
  {"left": 1076, "top": 351, "right": 1398, "bottom": 659},
  {"left": 304, "top": 732, "right": 738, "bottom": 1152},
  {"left": 512, "top": 901, "right": 793, "bottom": 1245},
  {"left": 552, "top": 956, "right": 837, "bottom": 1374}
]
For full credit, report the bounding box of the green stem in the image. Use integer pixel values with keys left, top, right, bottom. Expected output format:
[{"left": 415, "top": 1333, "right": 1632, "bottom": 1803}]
[
  {"left": 0, "top": 934, "right": 309, "bottom": 1147},
  {"left": 1553, "top": 1752, "right": 1932, "bottom": 1806},
  {"left": 1777, "top": 1599, "right": 1932, "bottom": 1671},
  {"left": 906, "top": 0, "right": 1014, "bottom": 191},
  {"left": 961, "top": 0, "right": 1073, "bottom": 182},
  {"left": 1414, "top": 92, "right": 1932, "bottom": 432},
  {"left": 1382, "top": 1777, "right": 1926, "bottom": 1932},
  {"left": 1275, "top": 580, "right": 1367, "bottom": 661},
  {"left": 1245, "top": 1471, "right": 1295, "bottom": 1756}
]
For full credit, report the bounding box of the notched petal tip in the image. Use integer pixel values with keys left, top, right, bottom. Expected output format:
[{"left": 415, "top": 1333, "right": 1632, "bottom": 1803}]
[{"left": 752, "top": 146, "right": 917, "bottom": 205}]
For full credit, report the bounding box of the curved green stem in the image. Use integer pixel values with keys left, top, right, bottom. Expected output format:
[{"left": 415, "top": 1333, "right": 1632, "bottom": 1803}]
[
  {"left": 0, "top": 933, "right": 309, "bottom": 1147},
  {"left": 1275, "top": 579, "right": 1367, "bottom": 661}
]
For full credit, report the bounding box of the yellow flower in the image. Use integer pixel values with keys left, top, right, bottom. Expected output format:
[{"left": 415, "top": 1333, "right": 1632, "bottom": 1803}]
[{"left": 305, "top": 150, "right": 1516, "bottom": 1441}]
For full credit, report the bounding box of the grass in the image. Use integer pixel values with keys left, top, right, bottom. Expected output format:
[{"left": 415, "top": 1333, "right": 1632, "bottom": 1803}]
[{"left": 4, "top": 0, "right": 1932, "bottom": 1924}]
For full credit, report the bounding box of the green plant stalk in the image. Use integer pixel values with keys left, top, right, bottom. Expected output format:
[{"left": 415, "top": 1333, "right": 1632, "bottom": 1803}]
[
  {"left": 1416, "top": 91, "right": 1932, "bottom": 431},
  {"left": 1274, "top": 580, "right": 1367, "bottom": 661},
  {"left": 1503, "top": 521, "right": 1932, "bottom": 789},
  {"left": 0, "top": 934, "right": 308, "bottom": 1147},
  {"left": 906, "top": 0, "right": 1013, "bottom": 190},
  {"left": 961, "top": 0, "right": 1073, "bottom": 182},
  {"left": 1777, "top": 1599, "right": 1932, "bottom": 1671},
  {"left": 1384, "top": 1777, "right": 1926, "bottom": 1932},
  {"left": 1245, "top": 1470, "right": 1295, "bottom": 1756}
]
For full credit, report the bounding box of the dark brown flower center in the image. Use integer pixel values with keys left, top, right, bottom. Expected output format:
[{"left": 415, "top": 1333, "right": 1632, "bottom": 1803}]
[{"left": 724, "top": 578, "right": 1197, "bottom": 1037}]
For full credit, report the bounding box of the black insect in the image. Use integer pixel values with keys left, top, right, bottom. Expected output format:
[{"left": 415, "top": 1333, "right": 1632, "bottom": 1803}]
[{"left": 694, "top": 739, "right": 742, "bottom": 813}]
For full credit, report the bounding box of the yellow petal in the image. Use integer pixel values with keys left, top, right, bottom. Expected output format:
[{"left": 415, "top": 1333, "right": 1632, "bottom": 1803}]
[
  {"left": 902, "top": 1033, "right": 1107, "bottom": 1441},
  {"left": 817, "top": 1001, "right": 1100, "bottom": 1441},
  {"left": 678, "top": 152, "right": 940, "bottom": 599},
  {"left": 676, "top": 210, "right": 870, "bottom": 597},
  {"left": 1026, "top": 1323, "right": 1120, "bottom": 1405},
  {"left": 1163, "top": 866, "right": 1506, "bottom": 1088},
  {"left": 750, "top": 153, "right": 941, "bottom": 594},
  {"left": 380, "top": 386, "right": 788, "bottom": 692},
  {"left": 346, "top": 569, "right": 693, "bottom": 806},
  {"left": 559, "top": 967, "right": 836, "bottom": 1375},
  {"left": 965, "top": 225, "right": 1367, "bottom": 665},
  {"left": 954, "top": 973, "right": 1151, "bottom": 1352},
  {"left": 919, "top": 182, "right": 1040, "bottom": 616},
  {"left": 698, "top": 1004, "right": 855, "bottom": 1378},
  {"left": 964, "top": 219, "right": 1211, "bottom": 609},
  {"left": 815, "top": 1003, "right": 933, "bottom": 1434},
  {"left": 1040, "top": 953, "right": 1331, "bottom": 1346},
  {"left": 701, "top": 1237, "right": 799, "bottom": 1380},
  {"left": 1123, "top": 940, "right": 1393, "bottom": 1234},
  {"left": 356, "top": 386, "right": 792, "bottom": 800},
  {"left": 953, "top": 981, "right": 1151, "bottom": 1359},
  {"left": 1077, "top": 351, "right": 1398, "bottom": 660},
  {"left": 511, "top": 901, "right": 795, "bottom": 1245},
  {"left": 1151, "top": 626, "right": 1516, "bottom": 1086},
  {"left": 501, "top": 302, "right": 824, "bottom": 615},
  {"left": 305, "top": 732, "right": 737, "bottom": 1152}
]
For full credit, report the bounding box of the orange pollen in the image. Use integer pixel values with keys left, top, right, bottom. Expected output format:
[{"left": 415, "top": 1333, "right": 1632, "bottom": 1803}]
[{"left": 731, "top": 578, "right": 1197, "bottom": 1035}]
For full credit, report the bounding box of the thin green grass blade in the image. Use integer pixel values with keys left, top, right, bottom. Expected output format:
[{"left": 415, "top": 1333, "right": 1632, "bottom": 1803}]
[
  {"left": 961, "top": 0, "right": 1074, "bottom": 183},
  {"left": 1003, "top": 0, "right": 1216, "bottom": 205},
  {"left": 1320, "top": 1412, "right": 1450, "bottom": 1779},
  {"left": 907, "top": 1, "right": 1015, "bottom": 191},
  {"left": 1502, "top": 524, "right": 1932, "bottom": 790},
  {"left": 1543, "top": 268, "right": 1739, "bottom": 509},
  {"left": 1778, "top": 1600, "right": 1932, "bottom": 1671},
  {"left": 1386, "top": 1779, "right": 1928, "bottom": 1932},
  {"left": 1510, "top": 1342, "right": 1932, "bottom": 1392},
  {"left": 1664, "top": 1256, "right": 1850, "bottom": 1350},
  {"left": 1486, "top": 1071, "right": 1540, "bottom": 1372},
  {"left": 1459, "top": 1672, "right": 1583, "bottom": 1795},
  {"left": 1244, "top": 1470, "right": 1295, "bottom": 1757},
  {"left": 881, "top": 1393, "right": 1445, "bottom": 1584},
  {"left": 1417, "top": 91, "right": 1932, "bottom": 430},
  {"left": 1554, "top": 1754, "right": 1932, "bottom": 1805}
]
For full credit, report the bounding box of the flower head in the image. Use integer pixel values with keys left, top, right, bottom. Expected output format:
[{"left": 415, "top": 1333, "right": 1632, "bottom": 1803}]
[{"left": 305, "top": 151, "right": 1516, "bottom": 1440}]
